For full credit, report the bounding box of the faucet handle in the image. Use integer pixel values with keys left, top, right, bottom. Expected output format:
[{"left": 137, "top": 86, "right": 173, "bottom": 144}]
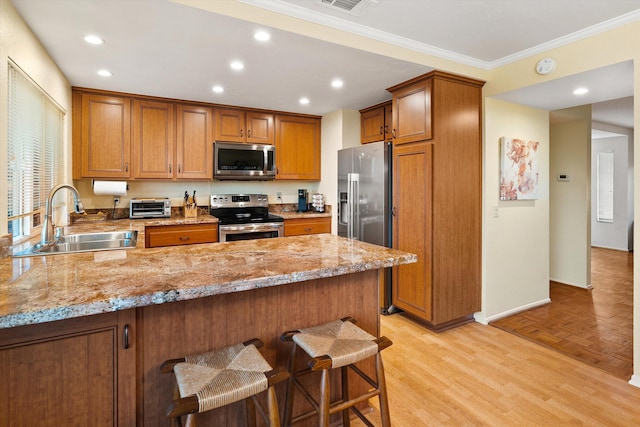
[{"left": 54, "top": 226, "right": 63, "bottom": 240}]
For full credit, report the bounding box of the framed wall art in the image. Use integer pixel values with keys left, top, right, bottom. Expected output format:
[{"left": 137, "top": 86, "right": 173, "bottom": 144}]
[{"left": 499, "top": 137, "right": 540, "bottom": 201}]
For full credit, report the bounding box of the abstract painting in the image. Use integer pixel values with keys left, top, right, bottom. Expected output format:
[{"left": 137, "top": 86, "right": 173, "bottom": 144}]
[{"left": 499, "top": 137, "right": 540, "bottom": 200}]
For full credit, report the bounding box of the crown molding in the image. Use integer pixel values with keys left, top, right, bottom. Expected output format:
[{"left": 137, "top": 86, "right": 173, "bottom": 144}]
[{"left": 240, "top": 0, "right": 640, "bottom": 70}]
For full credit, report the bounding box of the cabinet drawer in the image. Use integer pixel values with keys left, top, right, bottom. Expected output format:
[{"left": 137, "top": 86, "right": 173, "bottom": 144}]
[
  {"left": 284, "top": 217, "right": 330, "bottom": 236},
  {"left": 145, "top": 224, "right": 218, "bottom": 248}
]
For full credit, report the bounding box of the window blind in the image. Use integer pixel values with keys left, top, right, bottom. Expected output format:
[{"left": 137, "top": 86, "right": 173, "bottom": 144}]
[{"left": 7, "top": 61, "right": 64, "bottom": 239}]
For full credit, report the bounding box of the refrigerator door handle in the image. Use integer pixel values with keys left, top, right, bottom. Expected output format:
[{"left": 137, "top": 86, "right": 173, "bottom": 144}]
[{"left": 347, "top": 173, "right": 360, "bottom": 240}]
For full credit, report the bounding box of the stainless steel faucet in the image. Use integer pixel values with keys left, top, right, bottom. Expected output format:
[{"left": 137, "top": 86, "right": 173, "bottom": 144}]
[{"left": 40, "top": 184, "right": 85, "bottom": 247}]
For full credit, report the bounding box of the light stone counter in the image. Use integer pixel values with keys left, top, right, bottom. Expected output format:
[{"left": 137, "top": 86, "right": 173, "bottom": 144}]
[{"left": 0, "top": 233, "right": 415, "bottom": 329}]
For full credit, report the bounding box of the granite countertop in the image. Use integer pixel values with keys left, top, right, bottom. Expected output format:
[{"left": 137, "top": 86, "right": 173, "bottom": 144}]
[{"left": 1, "top": 232, "right": 415, "bottom": 329}]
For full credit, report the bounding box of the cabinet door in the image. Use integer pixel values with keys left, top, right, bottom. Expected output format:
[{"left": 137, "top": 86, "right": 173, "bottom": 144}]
[
  {"left": 246, "top": 111, "right": 274, "bottom": 144},
  {"left": 391, "top": 78, "right": 432, "bottom": 144},
  {"left": 275, "top": 115, "right": 321, "bottom": 180},
  {"left": 284, "top": 217, "right": 331, "bottom": 236},
  {"left": 215, "top": 108, "right": 245, "bottom": 142},
  {"left": 384, "top": 102, "right": 393, "bottom": 141},
  {"left": 80, "top": 93, "right": 131, "bottom": 178},
  {"left": 360, "top": 106, "right": 385, "bottom": 144},
  {"left": 0, "top": 311, "right": 136, "bottom": 426},
  {"left": 132, "top": 99, "right": 175, "bottom": 179},
  {"left": 392, "top": 141, "right": 433, "bottom": 321},
  {"left": 176, "top": 104, "right": 213, "bottom": 179}
]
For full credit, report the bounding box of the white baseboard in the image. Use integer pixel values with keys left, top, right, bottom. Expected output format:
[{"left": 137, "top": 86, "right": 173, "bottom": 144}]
[
  {"left": 474, "top": 298, "right": 551, "bottom": 325},
  {"left": 629, "top": 374, "right": 640, "bottom": 389},
  {"left": 549, "top": 277, "right": 592, "bottom": 290}
]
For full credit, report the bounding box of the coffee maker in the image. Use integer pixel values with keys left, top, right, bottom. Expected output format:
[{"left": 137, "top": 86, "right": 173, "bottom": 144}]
[{"left": 297, "top": 189, "right": 308, "bottom": 212}]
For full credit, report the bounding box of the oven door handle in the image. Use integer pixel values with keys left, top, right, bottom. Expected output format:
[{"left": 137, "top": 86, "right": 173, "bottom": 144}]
[{"left": 219, "top": 223, "right": 283, "bottom": 233}]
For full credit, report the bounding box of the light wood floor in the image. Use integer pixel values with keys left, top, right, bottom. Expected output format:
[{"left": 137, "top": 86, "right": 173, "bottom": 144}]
[
  {"left": 491, "top": 247, "right": 633, "bottom": 379},
  {"left": 353, "top": 313, "right": 640, "bottom": 426}
]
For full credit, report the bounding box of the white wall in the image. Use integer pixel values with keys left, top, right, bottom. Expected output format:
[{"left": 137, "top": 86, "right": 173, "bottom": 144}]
[
  {"left": 593, "top": 121, "right": 635, "bottom": 251},
  {"left": 477, "top": 98, "right": 550, "bottom": 323},
  {"left": 549, "top": 106, "right": 592, "bottom": 289},
  {"left": 317, "top": 109, "right": 360, "bottom": 234},
  {"left": 591, "top": 135, "right": 630, "bottom": 251},
  {"left": 0, "top": 0, "right": 72, "bottom": 233}
]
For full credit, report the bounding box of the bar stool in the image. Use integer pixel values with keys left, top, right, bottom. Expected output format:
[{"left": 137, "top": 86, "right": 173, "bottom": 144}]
[
  {"left": 160, "top": 338, "right": 289, "bottom": 427},
  {"left": 281, "top": 317, "right": 392, "bottom": 427}
]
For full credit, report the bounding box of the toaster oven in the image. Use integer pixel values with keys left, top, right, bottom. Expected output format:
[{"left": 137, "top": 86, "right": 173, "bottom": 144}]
[{"left": 129, "top": 198, "right": 171, "bottom": 219}]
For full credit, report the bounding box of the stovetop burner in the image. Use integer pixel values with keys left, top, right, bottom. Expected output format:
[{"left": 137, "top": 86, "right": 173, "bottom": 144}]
[{"left": 210, "top": 194, "right": 283, "bottom": 225}]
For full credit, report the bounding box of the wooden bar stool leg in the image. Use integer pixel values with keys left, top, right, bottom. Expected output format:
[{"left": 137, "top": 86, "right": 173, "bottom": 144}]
[
  {"left": 184, "top": 414, "right": 196, "bottom": 427},
  {"left": 341, "top": 366, "right": 350, "bottom": 426},
  {"left": 246, "top": 396, "right": 257, "bottom": 427},
  {"left": 319, "top": 369, "right": 330, "bottom": 427},
  {"left": 283, "top": 342, "right": 298, "bottom": 426},
  {"left": 376, "top": 353, "right": 391, "bottom": 427},
  {"left": 267, "top": 385, "right": 281, "bottom": 426}
]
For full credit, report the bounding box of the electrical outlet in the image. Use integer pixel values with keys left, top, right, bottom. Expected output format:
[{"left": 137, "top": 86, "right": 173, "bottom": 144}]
[
  {"left": 277, "top": 192, "right": 282, "bottom": 200},
  {"left": 113, "top": 197, "right": 120, "bottom": 205}
]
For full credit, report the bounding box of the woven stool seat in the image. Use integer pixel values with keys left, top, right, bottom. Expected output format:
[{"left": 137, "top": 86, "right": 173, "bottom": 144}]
[
  {"left": 174, "top": 342, "right": 272, "bottom": 412},
  {"left": 282, "top": 317, "right": 392, "bottom": 427},
  {"left": 161, "top": 339, "right": 289, "bottom": 427},
  {"left": 292, "top": 319, "right": 379, "bottom": 369}
]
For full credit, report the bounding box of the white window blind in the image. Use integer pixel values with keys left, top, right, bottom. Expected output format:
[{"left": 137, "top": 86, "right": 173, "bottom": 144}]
[{"left": 7, "top": 61, "right": 65, "bottom": 240}]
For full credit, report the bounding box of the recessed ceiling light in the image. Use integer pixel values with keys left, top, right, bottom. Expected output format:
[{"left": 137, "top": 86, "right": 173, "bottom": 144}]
[
  {"left": 254, "top": 30, "right": 270, "bottom": 42},
  {"left": 230, "top": 61, "right": 244, "bottom": 71},
  {"left": 212, "top": 85, "right": 224, "bottom": 93},
  {"left": 573, "top": 87, "right": 589, "bottom": 95},
  {"left": 331, "top": 79, "right": 344, "bottom": 89},
  {"left": 97, "top": 69, "right": 112, "bottom": 77},
  {"left": 299, "top": 97, "right": 310, "bottom": 105},
  {"left": 84, "top": 35, "right": 104, "bottom": 45}
]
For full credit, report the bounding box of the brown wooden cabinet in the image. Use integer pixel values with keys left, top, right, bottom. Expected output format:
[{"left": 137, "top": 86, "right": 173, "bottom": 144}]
[
  {"left": 388, "top": 77, "right": 433, "bottom": 144},
  {"left": 215, "top": 108, "right": 274, "bottom": 144},
  {"left": 360, "top": 101, "right": 392, "bottom": 144},
  {"left": 75, "top": 92, "right": 131, "bottom": 179},
  {"left": 284, "top": 217, "right": 331, "bottom": 236},
  {"left": 132, "top": 99, "right": 175, "bottom": 179},
  {"left": 145, "top": 223, "right": 218, "bottom": 248},
  {"left": 275, "top": 114, "right": 321, "bottom": 180},
  {"left": 389, "top": 71, "right": 484, "bottom": 330},
  {"left": 0, "top": 311, "right": 136, "bottom": 426},
  {"left": 176, "top": 104, "right": 214, "bottom": 179}
]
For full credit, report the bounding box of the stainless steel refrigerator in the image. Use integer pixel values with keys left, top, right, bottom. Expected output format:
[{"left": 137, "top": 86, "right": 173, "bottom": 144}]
[{"left": 338, "top": 141, "right": 394, "bottom": 313}]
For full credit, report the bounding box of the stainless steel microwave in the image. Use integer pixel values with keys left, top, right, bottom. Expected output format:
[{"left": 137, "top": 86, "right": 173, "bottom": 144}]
[{"left": 214, "top": 142, "right": 276, "bottom": 180}]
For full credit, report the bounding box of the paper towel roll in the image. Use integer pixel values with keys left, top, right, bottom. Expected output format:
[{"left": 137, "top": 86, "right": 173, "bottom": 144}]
[{"left": 93, "top": 180, "right": 127, "bottom": 196}]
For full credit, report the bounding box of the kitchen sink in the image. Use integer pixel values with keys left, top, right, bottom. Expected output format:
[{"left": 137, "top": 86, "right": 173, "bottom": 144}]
[{"left": 14, "top": 230, "right": 138, "bottom": 257}]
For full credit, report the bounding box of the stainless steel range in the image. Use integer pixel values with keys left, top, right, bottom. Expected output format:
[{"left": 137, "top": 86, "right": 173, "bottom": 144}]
[{"left": 210, "top": 194, "right": 283, "bottom": 242}]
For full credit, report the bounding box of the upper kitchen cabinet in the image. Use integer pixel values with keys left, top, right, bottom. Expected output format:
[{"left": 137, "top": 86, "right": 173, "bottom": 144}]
[
  {"left": 132, "top": 99, "right": 175, "bottom": 179},
  {"left": 387, "top": 77, "right": 433, "bottom": 144},
  {"left": 176, "top": 104, "right": 213, "bottom": 179},
  {"left": 215, "top": 108, "right": 274, "bottom": 144},
  {"left": 73, "top": 92, "right": 131, "bottom": 179},
  {"left": 275, "top": 114, "right": 321, "bottom": 180},
  {"left": 359, "top": 101, "right": 392, "bottom": 144}
]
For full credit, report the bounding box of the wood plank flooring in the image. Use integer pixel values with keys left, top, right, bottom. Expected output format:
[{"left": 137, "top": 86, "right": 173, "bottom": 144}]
[
  {"left": 351, "top": 313, "right": 640, "bottom": 426},
  {"left": 491, "top": 247, "right": 633, "bottom": 379}
]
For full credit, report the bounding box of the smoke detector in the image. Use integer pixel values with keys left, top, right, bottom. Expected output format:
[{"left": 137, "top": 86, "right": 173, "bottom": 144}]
[{"left": 318, "top": 0, "right": 376, "bottom": 16}]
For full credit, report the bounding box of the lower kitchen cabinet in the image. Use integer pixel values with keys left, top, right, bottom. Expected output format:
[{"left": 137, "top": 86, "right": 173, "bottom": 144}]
[
  {"left": 392, "top": 141, "right": 433, "bottom": 321},
  {"left": 284, "top": 217, "right": 330, "bottom": 236},
  {"left": 144, "top": 223, "right": 218, "bottom": 248},
  {"left": 0, "top": 310, "right": 136, "bottom": 426}
]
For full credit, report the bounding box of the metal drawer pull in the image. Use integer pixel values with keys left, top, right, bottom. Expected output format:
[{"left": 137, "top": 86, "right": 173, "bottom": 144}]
[
  {"left": 123, "top": 324, "right": 130, "bottom": 349},
  {"left": 179, "top": 236, "right": 191, "bottom": 241}
]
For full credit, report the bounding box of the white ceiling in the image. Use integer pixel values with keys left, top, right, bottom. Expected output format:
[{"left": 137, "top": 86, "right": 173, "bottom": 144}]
[{"left": 11, "top": 0, "right": 638, "bottom": 127}]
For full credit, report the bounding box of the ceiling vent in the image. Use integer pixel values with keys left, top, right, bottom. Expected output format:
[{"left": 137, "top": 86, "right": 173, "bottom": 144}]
[{"left": 318, "top": 0, "right": 375, "bottom": 16}]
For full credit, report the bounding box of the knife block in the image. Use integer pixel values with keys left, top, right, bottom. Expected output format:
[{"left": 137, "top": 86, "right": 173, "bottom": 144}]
[{"left": 183, "top": 197, "right": 197, "bottom": 218}]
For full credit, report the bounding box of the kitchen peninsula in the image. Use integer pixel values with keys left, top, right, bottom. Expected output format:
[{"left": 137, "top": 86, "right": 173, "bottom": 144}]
[{"left": 0, "top": 228, "right": 415, "bottom": 425}]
